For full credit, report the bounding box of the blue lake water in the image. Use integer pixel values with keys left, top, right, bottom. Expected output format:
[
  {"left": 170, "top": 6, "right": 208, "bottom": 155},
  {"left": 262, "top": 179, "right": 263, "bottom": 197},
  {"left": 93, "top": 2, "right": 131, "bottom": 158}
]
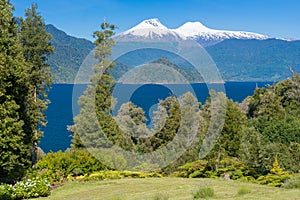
[{"left": 40, "top": 82, "right": 273, "bottom": 153}]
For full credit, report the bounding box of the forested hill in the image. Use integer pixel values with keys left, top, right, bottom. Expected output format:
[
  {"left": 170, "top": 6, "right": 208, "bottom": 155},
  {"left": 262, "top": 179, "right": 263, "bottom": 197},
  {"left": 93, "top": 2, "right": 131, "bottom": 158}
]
[
  {"left": 46, "top": 24, "right": 94, "bottom": 83},
  {"left": 206, "top": 39, "right": 300, "bottom": 81},
  {"left": 46, "top": 24, "right": 300, "bottom": 83}
]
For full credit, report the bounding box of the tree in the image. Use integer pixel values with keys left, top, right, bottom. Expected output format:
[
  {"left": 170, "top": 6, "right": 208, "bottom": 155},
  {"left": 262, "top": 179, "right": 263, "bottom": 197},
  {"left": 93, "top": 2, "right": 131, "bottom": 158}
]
[
  {"left": 138, "top": 96, "right": 181, "bottom": 153},
  {"left": 19, "top": 4, "right": 54, "bottom": 166},
  {"left": 69, "top": 22, "right": 134, "bottom": 151},
  {"left": 115, "top": 102, "right": 149, "bottom": 144},
  {"left": 204, "top": 94, "right": 247, "bottom": 170},
  {"left": 0, "top": 0, "right": 31, "bottom": 183}
]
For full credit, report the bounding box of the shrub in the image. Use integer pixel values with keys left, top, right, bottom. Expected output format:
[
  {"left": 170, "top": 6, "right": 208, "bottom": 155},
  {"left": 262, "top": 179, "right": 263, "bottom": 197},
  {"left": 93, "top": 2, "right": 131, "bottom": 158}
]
[
  {"left": 193, "top": 187, "right": 215, "bottom": 199},
  {"left": 256, "top": 174, "right": 290, "bottom": 187},
  {"left": 237, "top": 187, "right": 251, "bottom": 196},
  {"left": 73, "top": 170, "right": 163, "bottom": 182},
  {"left": 0, "top": 184, "right": 14, "bottom": 200},
  {"left": 284, "top": 175, "right": 300, "bottom": 189},
  {"left": 34, "top": 148, "right": 108, "bottom": 183},
  {"left": 0, "top": 178, "right": 51, "bottom": 200},
  {"left": 256, "top": 156, "right": 290, "bottom": 187},
  {"left": 176, "top": 160, "right": 208, "bottom": 178}
]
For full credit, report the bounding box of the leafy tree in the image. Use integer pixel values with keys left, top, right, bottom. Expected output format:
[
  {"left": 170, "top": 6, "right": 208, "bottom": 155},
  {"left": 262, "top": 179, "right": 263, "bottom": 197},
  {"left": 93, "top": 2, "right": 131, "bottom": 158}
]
[
  {"left": 273, "top": 72, "right": 300, "bottom": 116},
  {"left": 0, "top": 0, "right": 31, "bottom": 183},
  {"left": 138, "top": 96, "right": 181, "bottom": 153},
  {"left": 204, "top": 94, "right": 247, "bottom": 170},
  {"left": 19, "top": 4, "right": 54, "bottom": 165},
  {"left": 115, "top": 102, "right": 149, "bottom": 144}
]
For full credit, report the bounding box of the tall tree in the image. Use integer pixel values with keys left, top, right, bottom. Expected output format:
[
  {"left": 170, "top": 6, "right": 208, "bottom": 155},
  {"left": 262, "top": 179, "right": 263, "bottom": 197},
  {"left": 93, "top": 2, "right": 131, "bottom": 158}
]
[
  {"left": 70, "top": 22, "right": 134, "bottom": 151},
  {"left": 19, "top": 4, "right": 54, "bottom": 165},
  {"left": 0, "top": 0, "right": 31, "bottom": 183}
]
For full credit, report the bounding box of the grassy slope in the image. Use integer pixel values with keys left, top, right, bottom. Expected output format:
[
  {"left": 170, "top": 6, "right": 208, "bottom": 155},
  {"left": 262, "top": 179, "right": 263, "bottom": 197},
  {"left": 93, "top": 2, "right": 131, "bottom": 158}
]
[{"left": 35, "top": 178, "right": 300, "bottom": 200}]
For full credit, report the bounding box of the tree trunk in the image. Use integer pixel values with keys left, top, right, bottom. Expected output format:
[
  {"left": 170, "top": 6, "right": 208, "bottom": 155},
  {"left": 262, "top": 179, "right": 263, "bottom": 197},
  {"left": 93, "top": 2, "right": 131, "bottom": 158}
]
[{"left": 32, "top": 86, "right": 38, "bottom": 167}]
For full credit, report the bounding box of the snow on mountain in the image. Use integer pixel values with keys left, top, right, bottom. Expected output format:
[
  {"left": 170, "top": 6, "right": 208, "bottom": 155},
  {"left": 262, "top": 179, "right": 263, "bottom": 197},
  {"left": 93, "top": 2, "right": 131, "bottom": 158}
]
[
  {"left": 174, "top": 21, "right": 269, "bottom": 41},
  {"left": 115, "top": 18, "right": 185, "bottom": 41},
  {"left": 116, "top": 18, "right": 271, "bottom": 46}
]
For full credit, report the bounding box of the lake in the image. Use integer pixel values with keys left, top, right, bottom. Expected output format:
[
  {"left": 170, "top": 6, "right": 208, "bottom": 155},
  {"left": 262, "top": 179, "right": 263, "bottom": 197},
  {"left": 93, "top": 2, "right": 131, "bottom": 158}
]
[{"left": 40, "top": 82, "right": 273, "bottom": 152}]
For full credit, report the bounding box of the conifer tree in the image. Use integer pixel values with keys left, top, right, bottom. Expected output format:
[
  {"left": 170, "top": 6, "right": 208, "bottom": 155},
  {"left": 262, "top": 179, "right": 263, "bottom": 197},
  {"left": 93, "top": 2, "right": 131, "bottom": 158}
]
[
  {"left": 70, "top": 22, "right": 134, "bottom": 151},
  {"left": 19, "top": 4, "right": 54, "bottom": 165},
  {"left": 0, "top": 0, "right": 31, "bottom": 183}
]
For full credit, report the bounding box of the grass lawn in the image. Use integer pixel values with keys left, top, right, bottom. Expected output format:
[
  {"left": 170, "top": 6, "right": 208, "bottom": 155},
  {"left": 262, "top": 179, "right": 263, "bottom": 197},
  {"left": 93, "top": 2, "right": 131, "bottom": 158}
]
[{"left": 34, "top": 178, "right": 300, "bottom": 200}]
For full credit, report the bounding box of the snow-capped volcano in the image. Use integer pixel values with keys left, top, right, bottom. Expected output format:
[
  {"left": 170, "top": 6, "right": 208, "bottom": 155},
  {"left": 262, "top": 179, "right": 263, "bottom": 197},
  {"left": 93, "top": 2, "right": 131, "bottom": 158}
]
[
  {"left": 173, "top": 21, "right": 270, "bottom": 46},
  {"left": 115, "top": 18, "right": 185, "bottom": 41},
  {"left": 116, "top": 18, "right": 271, "bottom": 46}
]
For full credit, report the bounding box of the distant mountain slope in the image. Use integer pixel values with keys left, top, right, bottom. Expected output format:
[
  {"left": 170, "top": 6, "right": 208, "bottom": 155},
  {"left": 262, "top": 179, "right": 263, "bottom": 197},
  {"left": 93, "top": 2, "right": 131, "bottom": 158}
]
[
  {"left": 207, "top": 39, "right": 300, "bottom": 81},
  {"left": 46, "top": 24, "right": 95, "bottom": 83},
  {"left": 46, "top": 23, "right": 300, "bottom": 83}
]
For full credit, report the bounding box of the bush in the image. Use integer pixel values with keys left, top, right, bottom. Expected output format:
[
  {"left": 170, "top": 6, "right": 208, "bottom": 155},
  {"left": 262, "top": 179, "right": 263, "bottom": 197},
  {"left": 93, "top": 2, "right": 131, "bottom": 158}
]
[
  {"left": 72, "top": 170, "right": 163, "bottom": 182},
  {"left": 175, "top": 160, "right": 208, "bottom": 178},
  {"left": 0, "top": 178, "right": 51, "bottom": 200},
  {"left": 237, "top": 187, "right": 251, "bottom": 196},
  {"left": 34, "top": 148, "right": 108, "bottom": 183},
  {"left": 193, "top": 187, "right": 215, "bottom": 199},
  {"left": 0, "top": 184, "right": 14, "bottom": 200},
  {"left": 284, "top": 175, "right": 300, "bottom": 189},
  {"left": 256, "top": 174, "right": 290, "bottom": 187}
]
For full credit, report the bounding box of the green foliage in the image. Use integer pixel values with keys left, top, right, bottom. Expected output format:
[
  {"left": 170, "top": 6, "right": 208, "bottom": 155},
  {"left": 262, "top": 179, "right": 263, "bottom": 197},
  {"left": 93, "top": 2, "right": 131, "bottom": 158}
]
[
  {"left": 69, "top": 170, "right": 163, "bottom": 182},
  {"left": 0, "top": 0, "right": 32, "bottom": 183},
  {"left": 283, "top": 175, "right": 300, "bottom": 189},
  {"left": 177, "top": 160, "right": 208, "bottom": 178},
  {"left": 256, "top": 174, "right": 290, "bottom": 187},
  {"left": 0, "top": 178, "right": 51, "bottom": 200},
  {"left": 34, "top": 149, "right": 107, "bottom": 183},
  {"left": 19, "top": 3, "right": 54, "bottom": 165},
  {"left": 192, "top": 186, "right": 215, "bottom": 199},
  {"left": 256, "top": 155, "right": 290, "bottom": 187},
  {"left": 138, "top": 96, "right": 181, "bottom": 153},
  {"left": 204, "top": 95, "right": 247, "bottom": 170},
  {"left": 69, "top": 22, "right": 134, "bottom": 151},
  {"left": 176, "top": 157, "right": 249, "bottom": 181}
]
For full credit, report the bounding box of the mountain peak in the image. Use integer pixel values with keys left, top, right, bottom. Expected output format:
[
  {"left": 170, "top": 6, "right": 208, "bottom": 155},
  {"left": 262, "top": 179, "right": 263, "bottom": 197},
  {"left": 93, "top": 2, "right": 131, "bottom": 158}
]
[
  {"left": 131, "top": 18, "right": 167, "bottom": 30},
  {"left": 174, "top": 20, "right": 270, "bottom": 45},
  {"left": 117, "top": 18, "right": 271, "bottom": 45},
  {"left": 176, "top": 21, "right": 210, "bottom": 32},
  {"left": 117, "top": 18, "right": 184, "bottom": 41}
]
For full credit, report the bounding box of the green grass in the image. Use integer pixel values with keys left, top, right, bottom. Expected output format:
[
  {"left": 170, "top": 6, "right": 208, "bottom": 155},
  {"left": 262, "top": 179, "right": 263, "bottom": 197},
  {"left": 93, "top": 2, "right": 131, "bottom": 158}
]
[
  {"left": 237, "top": 187, "right": 252, "bottom": 196},
  {"left": 193, "top": 186, "right": 215, "bottom": 199},
  {"left": 33, "top": 178, "right": 300, "bottom": 200}
]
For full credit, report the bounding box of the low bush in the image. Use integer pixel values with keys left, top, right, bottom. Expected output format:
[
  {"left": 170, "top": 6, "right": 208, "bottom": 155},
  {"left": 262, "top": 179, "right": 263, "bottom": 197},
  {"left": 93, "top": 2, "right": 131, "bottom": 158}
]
[
  {"left": 70, "top": 170, "right": 163, "bottom": 182},
  {"left": 34, "top": 148, "right": 108, "bottom": 183},
  {"left": 256, "top": 174, "right": 290, "bottom": 187},
  {"left": 283, "top": 175, "right": 300, "bottom": 189},
  {"left": 0, "top": 178, "right": 51, "bottom": 200},
  {"left": 193, "top": 186, "right": 215, "bottom": 199}
]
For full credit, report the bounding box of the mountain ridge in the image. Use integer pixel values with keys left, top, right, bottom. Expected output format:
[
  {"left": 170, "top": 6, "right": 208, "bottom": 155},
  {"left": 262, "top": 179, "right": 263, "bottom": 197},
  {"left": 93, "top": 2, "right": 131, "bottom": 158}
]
[
  {"left": 46, "top": 22, "right": 300, "bottom": 83},
  {"left": 116, "top": 18, "right": 275, "bottom": 46}
]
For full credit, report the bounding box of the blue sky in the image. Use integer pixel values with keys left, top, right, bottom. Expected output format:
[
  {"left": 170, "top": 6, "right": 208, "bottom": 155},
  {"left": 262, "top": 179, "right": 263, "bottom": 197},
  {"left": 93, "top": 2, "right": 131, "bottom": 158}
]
[{"left": 11, "top": 0, "right": 300, "bottom": 41}]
